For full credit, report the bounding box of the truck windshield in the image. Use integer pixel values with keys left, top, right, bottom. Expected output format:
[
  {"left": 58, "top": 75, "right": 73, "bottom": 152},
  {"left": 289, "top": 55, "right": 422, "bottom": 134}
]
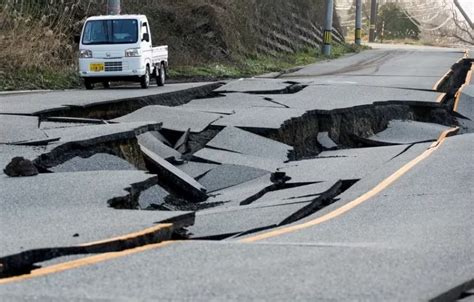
[{"left": 82, "top": 19, "right": 138, "bottom": 45}]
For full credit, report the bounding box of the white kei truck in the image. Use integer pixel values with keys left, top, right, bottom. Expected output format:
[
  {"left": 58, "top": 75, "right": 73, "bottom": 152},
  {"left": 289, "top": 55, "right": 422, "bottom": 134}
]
[{"left": 77, "top": 15, "right": 168, "bottom": 89}]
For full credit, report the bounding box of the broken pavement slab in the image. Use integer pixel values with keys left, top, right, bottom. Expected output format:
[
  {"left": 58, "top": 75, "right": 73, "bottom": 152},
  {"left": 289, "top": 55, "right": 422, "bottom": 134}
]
[
  {"left": 179, "top": 93, "right": 286, "bottom": 114},
  {"left": 190, "top": 180, "right": 342, "bottom": 238},
  {"left": 147, "top": 130, "right": 173, "bottom": 146},
  {"left": 212, "top": 107, "right": 306, "bottom": 130},
  {"left": 0, "top": 115, "right": 47, "bottom": 144},
  {"left": 0, "top": 82, "right": 220, "bottom": 116},
  {"left": 206, "top": 126, "right": 293, "bottom": 161},
  {"left": 173, "top": 128, "right": 191, "bottom": 154},
  {"left": 267, "top": 84, "right": 446, "bottom": 111},
  {"left": 280, "top": 144, "right": 408, "bottom": 184},
  {"left": 140, "top": 144, "right": 208, "bottom": 201},
  {"left": 367, "top": 120, "right": 451, "bottom": 145},
  {"left": 39, "top": 121, "right": 93, "bottom": 130},
  {"left": 175, "top": 161, "right": 219, "bottom": 179},
  {"left": 215, "top": 78, "right": 303, "bottom": 94},
  {"left": 138, "top": 185, "right": 171, "bottom": 210},
  {"left": 113, "top": 105, "right": 222, "bottom": 133},
  {"left": 204, "top": 174, "right": 273, "bottom": 207},
  {"left": 137, "top": 132, "right": 182, "bottom": 162},
  {"left": 251, "top": 181, "right": 339, "bottom": 207},
  {"left": 456, "top": 85, "right": 474, "bottom": 132},
  {"left": 41, "top": 122, "right": 161, "bottom": 145},
  {"left": 0, "top": 170, "right": 194, "bottom": 273},
  {"left": 28, "top": 122, "right": 162, "bottom": 171},
  {"left": 193, "top": 148, "right": 284, "bottom": 172},
  {"left": 197, "top": 164, "right": 269, "bottom": 193},
  {"left": 455, "top": 85, "right": 474, "bottom": 120},
  {"left": 44, "top": 116, "right": 108, "bottom": 125}
]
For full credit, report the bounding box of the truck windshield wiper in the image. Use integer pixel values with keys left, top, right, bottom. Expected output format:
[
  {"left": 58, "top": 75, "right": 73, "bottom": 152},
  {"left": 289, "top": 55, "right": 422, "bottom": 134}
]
[{"left": 86, "top": 41, "right": 112, "bottom": 45}]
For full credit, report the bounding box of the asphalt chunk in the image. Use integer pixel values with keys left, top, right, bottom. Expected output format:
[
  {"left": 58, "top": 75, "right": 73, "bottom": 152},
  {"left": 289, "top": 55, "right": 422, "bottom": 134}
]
[
  {"left": 197, "top": 164, "right": 269, "bottom": 192},
  {"left": 206, "top": 126, "right": 293, "bottom": 161},
  {"left": 113, "top": 105, "right": 222, "bottom": 133},
  {"left": 0, "top": 115, "right": 47, "bottom": 144}
]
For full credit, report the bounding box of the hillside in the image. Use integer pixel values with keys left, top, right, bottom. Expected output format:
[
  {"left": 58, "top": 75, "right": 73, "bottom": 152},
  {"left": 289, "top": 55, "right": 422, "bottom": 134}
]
[{"left": 0, "top": 0, "right": 350, "bottom": 90}]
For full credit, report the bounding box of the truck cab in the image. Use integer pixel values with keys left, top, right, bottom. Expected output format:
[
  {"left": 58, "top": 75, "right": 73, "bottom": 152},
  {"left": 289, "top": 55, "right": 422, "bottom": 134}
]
[{"left": 78, "top": 15, "right": 168, "bottom": 89}]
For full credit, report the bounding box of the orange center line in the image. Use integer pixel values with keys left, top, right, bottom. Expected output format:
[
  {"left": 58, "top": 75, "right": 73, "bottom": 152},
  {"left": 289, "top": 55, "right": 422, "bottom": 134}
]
[
  {"left": 79, "top": 223, "right": 173, "bottom": 247},
  {"left": 0, "top": 241, "right": 175, "bottom": 285}
]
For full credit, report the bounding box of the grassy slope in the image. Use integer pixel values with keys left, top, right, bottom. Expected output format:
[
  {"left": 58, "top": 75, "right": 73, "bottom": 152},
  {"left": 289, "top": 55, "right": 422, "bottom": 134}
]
[
  {"left": 0, "top": 68, "right": 80, "bottom": 91},
  {"left": 170, "top": 44, "right": 367, "bottom": 81}
]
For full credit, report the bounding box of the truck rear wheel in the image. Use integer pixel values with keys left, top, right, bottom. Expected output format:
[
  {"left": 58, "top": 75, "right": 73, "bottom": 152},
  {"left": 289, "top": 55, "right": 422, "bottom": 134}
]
[
  {"left": 157, "top": 63, "right": 166, "bottom": 87},
  {"left": 140, "top": 66, "right": 150, "bottom": 89},
  {"left": 84, "top": 79, "right": 94, "bottom": 90}
]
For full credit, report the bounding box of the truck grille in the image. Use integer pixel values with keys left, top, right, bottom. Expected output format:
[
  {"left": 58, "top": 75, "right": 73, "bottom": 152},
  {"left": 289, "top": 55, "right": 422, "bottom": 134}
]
[{"left": 105, "top": 61, "right": 122, "bottom": 72}]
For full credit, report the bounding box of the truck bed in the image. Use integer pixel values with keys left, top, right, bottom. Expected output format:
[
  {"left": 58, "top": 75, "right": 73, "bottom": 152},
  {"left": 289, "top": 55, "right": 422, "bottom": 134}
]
[{"left": 152, "top": 46, "right": 168, "bottom": 65}]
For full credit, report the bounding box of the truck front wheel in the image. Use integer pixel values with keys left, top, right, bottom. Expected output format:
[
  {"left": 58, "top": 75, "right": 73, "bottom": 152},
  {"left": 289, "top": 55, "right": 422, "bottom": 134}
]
[
  {"left": 140, "top": 66, "right": 150, "bottom": 89},
  {"left": 157, "top": 63, "right": 166, "bottom": 87},
  {"left": 84, "top": 79, "right": 94, "bottom": 90}
]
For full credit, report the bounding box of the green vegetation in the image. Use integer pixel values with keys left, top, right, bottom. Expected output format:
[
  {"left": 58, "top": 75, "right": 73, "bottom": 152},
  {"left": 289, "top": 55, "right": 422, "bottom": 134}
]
[
  {"left": 0, "top": 68, "right": 80, "bottom": 91},
  {"left": 377, "top": 3, "right": 420, "bottom": 41},
  {"left": 170, "top": 44, "right": 367, "bottom": 81}
]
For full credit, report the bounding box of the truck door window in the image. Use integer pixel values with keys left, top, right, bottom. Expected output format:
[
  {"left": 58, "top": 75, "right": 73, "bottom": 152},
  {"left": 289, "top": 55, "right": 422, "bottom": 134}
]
[{"left": 141, "top": 22, "right": 149, "bottom": 41}]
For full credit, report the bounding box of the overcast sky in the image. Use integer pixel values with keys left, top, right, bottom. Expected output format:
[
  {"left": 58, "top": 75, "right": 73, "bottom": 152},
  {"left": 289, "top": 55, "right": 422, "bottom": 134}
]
[{"left": 457, "top": 0, "right": 473, "bottom": 19}]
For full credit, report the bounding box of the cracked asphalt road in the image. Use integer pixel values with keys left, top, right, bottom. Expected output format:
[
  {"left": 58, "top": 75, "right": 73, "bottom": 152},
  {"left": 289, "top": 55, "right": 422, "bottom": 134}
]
[{"left": 0, "top": 44, "right": 473, "bottom": 301}]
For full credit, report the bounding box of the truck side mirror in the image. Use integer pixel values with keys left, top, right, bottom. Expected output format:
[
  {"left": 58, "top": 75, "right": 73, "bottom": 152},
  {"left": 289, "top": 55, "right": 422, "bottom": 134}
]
[
  {"left": 74, "top": 35, "right": 81, "bottom": 44},
  {"left": 142, "top": 33, "right": 150, "bottom": 42}
]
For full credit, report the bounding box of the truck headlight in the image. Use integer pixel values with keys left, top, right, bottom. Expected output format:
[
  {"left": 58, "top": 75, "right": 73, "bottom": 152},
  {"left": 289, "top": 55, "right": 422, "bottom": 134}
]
[
  {"left": 125, "top": 48, "right": 141, "bottom": 57},
  {"left": 80, "top": 49, "right": 92, "bottom": 58}
]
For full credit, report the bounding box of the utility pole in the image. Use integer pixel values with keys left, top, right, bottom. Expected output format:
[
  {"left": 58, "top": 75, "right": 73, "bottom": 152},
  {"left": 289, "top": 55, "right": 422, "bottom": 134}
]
[
  {"left": 323, "top": 0, "right": 334, "bottom": 56},
  {"left": 454, "top": 0, "right": 473, "bottom": 29},
  {"left": 369, "top": 0, "right": 377, "bottom": 42},
  {"left": 355, "top": 0, "right": 362, "bottom": 45},
  {"left": 107, "top": 0, "right": 121, "bottom": 15}
]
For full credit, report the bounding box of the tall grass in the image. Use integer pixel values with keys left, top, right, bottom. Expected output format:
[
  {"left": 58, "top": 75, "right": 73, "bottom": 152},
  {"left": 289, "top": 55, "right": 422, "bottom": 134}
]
[
  {"left": 0, "top": 0, "right": 104, "bottom": 89},
  {"left": 1, "top": 1, "right": 86, "bottom": 66}
]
